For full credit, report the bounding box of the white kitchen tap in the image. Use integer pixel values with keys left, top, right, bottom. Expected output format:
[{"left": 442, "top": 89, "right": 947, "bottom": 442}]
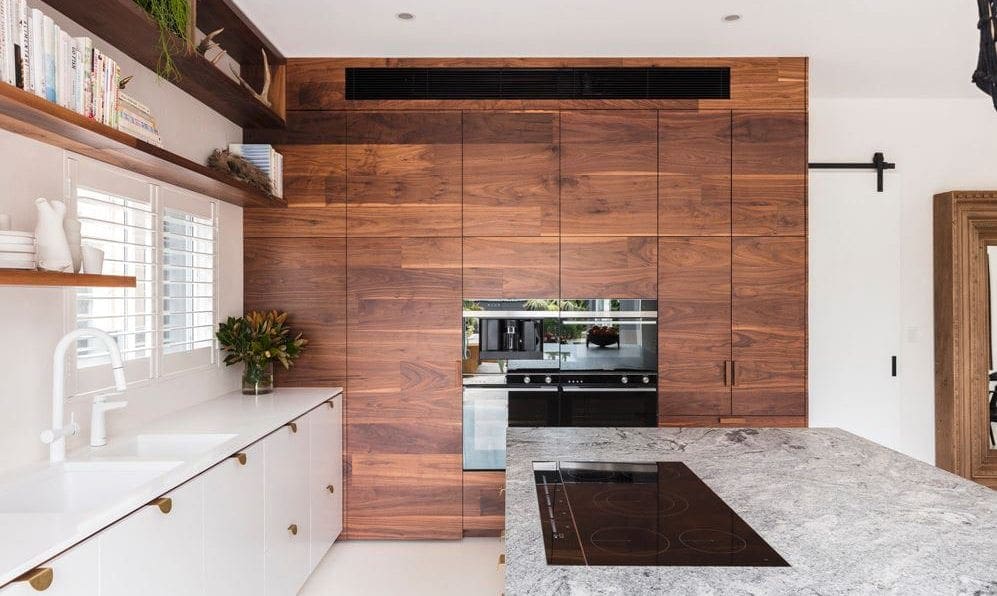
[
  {"left": 90, "top": 394, "right": 128, "bottom": 447},
  {"left": 41, "top": 328, "right": 127, "bottom": 462}
]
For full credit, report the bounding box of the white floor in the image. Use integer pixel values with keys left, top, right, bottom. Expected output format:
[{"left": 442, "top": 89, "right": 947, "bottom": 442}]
[{"left": 301, "top": 538, "right": 505, "bottom": 596}]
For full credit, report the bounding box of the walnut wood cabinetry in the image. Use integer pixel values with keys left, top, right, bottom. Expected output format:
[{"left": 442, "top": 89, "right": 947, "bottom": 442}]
[
  {"left": 659, "top": 112, "right": 732, "bottom": 236},
  {"left": 561, "top": 237, "right": 658, "bottom": 299},
  {"left": 346, "top": 238, "right": 463, "bottom": 539},
  {"left": 463, "top": 237, "right": 559, "bottom": 299},
  {"left": 560, "top": 111, "right": 658, "bottom": 237}
]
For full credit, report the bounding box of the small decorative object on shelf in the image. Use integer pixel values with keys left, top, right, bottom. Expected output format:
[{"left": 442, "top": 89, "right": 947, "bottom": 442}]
[
  {"left": 586, "top": 325, "right": 620, "bottom": 348},
  {"left": 208, "top": 149, "right": 274, "bottom": 196},
  {"left": 230, "top": 49, "right": 272, "bottom": 107},
  {"left": 34, "top": 198, "right": 73, "bottom": 272},
  {"left": 81, "top": 244, "right": 105, "bottom": 274},
  {"left": 63, "top": 216, "right": 83, "bottom": 272},
  {"left": 196, "top": 28, "right": 228, "bottom": 65},
  {"left": 216, "top": 311, "right": 308, "bottom": 396}
]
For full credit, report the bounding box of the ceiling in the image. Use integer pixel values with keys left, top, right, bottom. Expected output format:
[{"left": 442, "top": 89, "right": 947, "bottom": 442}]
[{"left": 231, "top": 0, "right": 984, "bottom": 99}]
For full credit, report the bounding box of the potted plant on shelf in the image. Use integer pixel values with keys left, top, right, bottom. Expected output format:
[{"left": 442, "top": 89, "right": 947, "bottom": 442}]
[{"left": 216, "top": 311, "right": 308, "bottom": 395}]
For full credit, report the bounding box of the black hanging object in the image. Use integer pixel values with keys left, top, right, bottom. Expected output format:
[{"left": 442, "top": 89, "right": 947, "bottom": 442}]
[
  {"left": 808, "top": 153, "right": 897, "bottom": 192},
  {"left": 975, "top": 0, "right": 997, "bottom": 110}
]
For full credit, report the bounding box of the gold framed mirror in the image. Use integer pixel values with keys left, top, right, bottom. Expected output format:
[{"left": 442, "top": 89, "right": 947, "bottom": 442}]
[{"left": 935, "top": 191, "right": 997, "bottom": 488}]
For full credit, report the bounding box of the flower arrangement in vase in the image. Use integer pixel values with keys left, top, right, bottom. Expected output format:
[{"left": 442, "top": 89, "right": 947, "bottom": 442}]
[{"left": 216, "top": 311, "right": 308, "bottom": 395}]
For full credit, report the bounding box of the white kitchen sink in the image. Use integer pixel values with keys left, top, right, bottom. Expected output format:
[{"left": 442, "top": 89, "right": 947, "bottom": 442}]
[
  {"left": 0, "top": 461, "right": 181, "bottom": 515},
  {"left": 96, "top": 433, "right": 238, "bottom": 459}
]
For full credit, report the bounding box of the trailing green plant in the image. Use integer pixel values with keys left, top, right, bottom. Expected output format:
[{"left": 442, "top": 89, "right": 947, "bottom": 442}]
[
  {"left": 133, "top": 0, "right": 192, "bottom": 81},
  {"left": 216, "top": 311, "right": 308, "bottom": 373}
]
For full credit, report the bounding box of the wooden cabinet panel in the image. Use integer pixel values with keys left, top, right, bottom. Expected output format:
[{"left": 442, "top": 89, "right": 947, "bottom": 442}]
[
  {"left": 276, "top": 145, "right": 346, "bottom": 207},
  {"left": 561, "top": 237, "right": 657, "bottom": 298},
  {"left": 463, "top": 237, "right": 559, "bottom": 299},
  {"left": 732, "top": 237, "right": 807, "bottom": 416},
  {"left": 560, "top": 111, "right": 657, "bottom": 236},
  {"left": 732, "top": 112, "right": 807, "bottom": 236},
  {"left": 346, "top": 238, "right": 462, "bottom": 539},
  {"left": 347, "top": 111, "right": 461, "bottom": 237},
  {"left": 659, "top": 112, "right": 731, "bottom": 236},
  {"left": 462, "top": 471, "right": 506, "bottom": 536},
  {"left": 463, "top": 112, "right": 559, "bottom": 237},
  {"left": 244, "top": 206, "right": 346, "bottom": 238},
  {"left": 244, "top": 237, "right": 346, "bottom": 387},
  {"left": 658, "top": 237, "right": 732, "bottom": 416},
  {"left": 659, "top": 415, "right": 806, "bottom": 428}
]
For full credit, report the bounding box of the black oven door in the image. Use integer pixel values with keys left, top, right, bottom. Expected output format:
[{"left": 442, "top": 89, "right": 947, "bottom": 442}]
[
  {"left": 508, "top": 386, "right": 560, "bottom": 427},
  {"left": 560, "top": 387, "right": 657, "bottom": 427}
]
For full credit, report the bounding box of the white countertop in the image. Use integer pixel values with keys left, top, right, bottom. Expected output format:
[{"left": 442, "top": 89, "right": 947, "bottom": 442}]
[{"left": 0, "top": 387, "right": 342, "bottom": 586}]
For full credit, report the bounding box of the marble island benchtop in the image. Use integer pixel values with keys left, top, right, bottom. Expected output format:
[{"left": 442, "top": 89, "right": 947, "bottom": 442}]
[{"left": 505, "top": 427, "right": 997, "bottom": 595}]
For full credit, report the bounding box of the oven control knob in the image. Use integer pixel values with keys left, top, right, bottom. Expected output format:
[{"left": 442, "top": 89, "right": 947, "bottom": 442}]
[
  {"left": 523, "top": 376, "right": 531, "bottom": 385},
  {"left": 642, "top": 376, "right": 650, "bottom": 384},
  {"left": 621, "top": 376, "right": 629, "bottom": 385},
  {"left": 544, "top": 376, "right": 553, "bottom": 384}
]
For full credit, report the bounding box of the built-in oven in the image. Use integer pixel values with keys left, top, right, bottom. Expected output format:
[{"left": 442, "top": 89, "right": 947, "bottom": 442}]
[
  {"left": 557, "top": 299, "right": 658, "bottom": 373},
  {"left": 560, "top": 375, "right": 658, "bottom": 427}
]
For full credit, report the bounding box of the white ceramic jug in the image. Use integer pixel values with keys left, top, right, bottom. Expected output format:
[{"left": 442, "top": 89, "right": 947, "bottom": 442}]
[{"left": 35, "top": 198, "right": 74, "bottom": 272}]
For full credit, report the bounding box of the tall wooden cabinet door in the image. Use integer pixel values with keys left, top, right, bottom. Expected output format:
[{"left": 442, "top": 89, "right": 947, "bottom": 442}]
[
  {"left": 308, "top": 396, "right": 343, "bottom": 571},
  {"left": 463, "top": 111, "right": 559, "bottom": 237},
  {"left": 1, "top": 539, "right": 99, "bottom": 596},
  {"left": 347, "top": 111, "right": 462, "bottom": 237},
  {"left": 732, "top": 237, "right": 807, "bottom": 416},
  {"left": 203, "top": 442, "right": 265, "bottom": 596},
  {"left": 347, "top": 238, "right": 463, "bottom": 539},
  {"left": 561, "top": 237, "right": 657, "bottom": 299},
  {"left": 264, "top": 418, "right": 311, "bottom": 596},
  {"left": 732, "top": 112, "right": 807, "bottom": 236},
  {"left": 463, "top": 237, "right": 559, "bottom": 299},
  {"left": 245, "top": 237, "right": 347, "bottom": 387},
  {"left": 658, "top": 237, "right": 732, "bottom": 418},
  {"left": 659, "top": 111, "right": 732, "bottom": 236},
  {"left": 560, "top": 111, "right": 658, "bottom": 236},
  {"left": 99, "top": 478, "right": 205, "bottom": 596}
]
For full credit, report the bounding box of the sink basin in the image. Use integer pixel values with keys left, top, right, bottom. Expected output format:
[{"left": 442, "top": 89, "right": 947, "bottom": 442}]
[
  {"left": 0, "top": 461, "right": 181, "bottom": 515},
  {"left": 97, "top": 433, "right": 237, "bottom": 459}
]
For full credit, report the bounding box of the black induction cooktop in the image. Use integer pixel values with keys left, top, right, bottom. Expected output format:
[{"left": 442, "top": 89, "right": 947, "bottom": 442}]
[{"left": 533, "top": 461, "right": 789, "bottom": 567}]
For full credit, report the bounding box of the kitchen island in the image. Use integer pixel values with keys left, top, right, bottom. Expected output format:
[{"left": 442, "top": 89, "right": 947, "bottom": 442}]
[{"left": 505, "top": 427, "right": 997, "bottom": 595}]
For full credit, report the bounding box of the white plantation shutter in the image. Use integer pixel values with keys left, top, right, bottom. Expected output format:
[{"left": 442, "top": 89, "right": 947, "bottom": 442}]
[
  {"left": 160, "top": 187, "right": 217, "bottom": 375},
  {"left": 72, "top": 159, "right": 156, "bottom": 392}
]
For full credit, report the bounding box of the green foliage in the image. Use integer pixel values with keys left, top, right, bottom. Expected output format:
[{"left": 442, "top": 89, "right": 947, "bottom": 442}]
[
  {"left": 216, "top": 311, "right": 308, "bottom": 371},
  {"left": 523, "top": 299, "right": 586, "bottom": 312},
  {"left": 133, "top": 0, "right": 191, "bottom": 81}
]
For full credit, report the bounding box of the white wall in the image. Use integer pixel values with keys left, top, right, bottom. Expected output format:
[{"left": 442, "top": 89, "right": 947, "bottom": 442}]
[
  {"left": 809, "top": 96, "right": 997, "bottom": 464},
  {"left": 0, "top": 3, "right": 245, "bottom": 475}
]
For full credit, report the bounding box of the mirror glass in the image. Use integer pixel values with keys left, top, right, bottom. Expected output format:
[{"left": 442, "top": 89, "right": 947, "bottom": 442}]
[{"left": 987, "top": 247, "right": 997, "bottom": 449}]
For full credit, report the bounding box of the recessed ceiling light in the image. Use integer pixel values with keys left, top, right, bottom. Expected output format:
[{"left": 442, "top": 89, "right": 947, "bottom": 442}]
[
  {"left": 396, "top": 12, "right": 415, "bottom": 20},
  {"left": 722, "top": 14, "right": 742, "bottom": 23}
]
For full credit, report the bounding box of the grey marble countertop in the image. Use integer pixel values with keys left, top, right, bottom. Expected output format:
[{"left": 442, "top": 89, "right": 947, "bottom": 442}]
[{"left": 505, "top": 427, "right": 997, "bottom": 595}]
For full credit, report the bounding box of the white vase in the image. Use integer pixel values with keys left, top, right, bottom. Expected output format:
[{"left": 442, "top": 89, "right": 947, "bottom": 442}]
[
  {"left": 34, "top": 198, "right": 73, "bottom": 272},
  {"left": 64, "top": 217, "right": 83, "bottom": 272}
]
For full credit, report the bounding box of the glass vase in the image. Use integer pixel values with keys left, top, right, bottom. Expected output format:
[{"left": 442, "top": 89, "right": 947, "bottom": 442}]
[{"left": 242, "top": 360, "right": 274, "bottom": 395}]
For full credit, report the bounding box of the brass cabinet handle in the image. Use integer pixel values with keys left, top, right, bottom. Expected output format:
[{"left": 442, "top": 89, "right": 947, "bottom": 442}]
[
  {"left": 722, "top": 361, "right": 729, "bottom": 387},
  {"left": 497, "top": 554, "right": 506, "bottom": 570},
  {"left": 326, "top": 484, "right": 335, "bottom": 494},
  {"left": 230, "top": 452, "right": 247, "bottom": 466},
  {"left": 149, "top": 497, "right": 172, "bottom": 514},
  {"left": 498, "top": 487, "right": 506, "bottom": 495},
  {"left": 288, "top": 523, "right": 299, "bottom": 536},
  {"left": 730, "top": 361, "right": 736, "bottom": 387},
  {"left": 13, "top": 567, "right": 53, "bottom": 591},
  {"left": 284, "top": 422, "right": 298, "bottom": 434}
]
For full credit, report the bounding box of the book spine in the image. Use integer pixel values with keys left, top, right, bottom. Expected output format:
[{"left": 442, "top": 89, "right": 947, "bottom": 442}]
[
  {"left": 0, "top": 0, "right": 9, "bottom": 85},
  {"left": 69, "top": 38, "right": 80, "bottom": 114},
  {"left": 29, "top": 9, "right": 41, "bottom": 97},
  {"left": 56, "top": 27, "right": 67, "bottom": 107},
  {"left": 17, "top": 0, "right": 28, "bottom": 91},
  {"left": 41, "top": 14, "right": 54, "bottom": 102}
]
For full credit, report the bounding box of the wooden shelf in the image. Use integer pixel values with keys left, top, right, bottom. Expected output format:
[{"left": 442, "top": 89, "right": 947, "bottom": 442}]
[
  {"left": 0, "top": 270, "right": 136, "bottom": 288},
  {"left": 0, "top": 83, "right": 285, "bottom": 209},
  {"left": 45, "top": 0, "right": 286, "bottom": 129}
]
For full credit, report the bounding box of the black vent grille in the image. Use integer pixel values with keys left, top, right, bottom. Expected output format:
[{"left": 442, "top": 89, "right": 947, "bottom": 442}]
[{"left": 346, "top": 67, "right": 730, "bottom": 100}]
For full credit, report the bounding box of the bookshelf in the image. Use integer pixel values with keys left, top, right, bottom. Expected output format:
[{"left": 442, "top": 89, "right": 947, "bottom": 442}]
[
  {"left": 0, "top": 270, "right": 136, "bottom": 288},
  {"left": 0, "top": 82, "right": 285, "bottom": 208},
  {"left": 44, "top": 0, "right": 287, "bottom": 129}
]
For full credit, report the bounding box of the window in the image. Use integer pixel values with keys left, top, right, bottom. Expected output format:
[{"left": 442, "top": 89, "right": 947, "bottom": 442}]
[{"left": 69, "top": 158, "right": 218, "bottom": 395}]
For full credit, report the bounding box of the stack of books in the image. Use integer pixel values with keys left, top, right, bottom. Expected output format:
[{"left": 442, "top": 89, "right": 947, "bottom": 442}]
[
  {"left": 229, "top": 144, "right": 284, "bottom": 198},
  {"left": 117, "top": 92, "right": 162, "bottom": 147},
  {"left": 0, "top": 0, "right": 154, "bottom": 136}
]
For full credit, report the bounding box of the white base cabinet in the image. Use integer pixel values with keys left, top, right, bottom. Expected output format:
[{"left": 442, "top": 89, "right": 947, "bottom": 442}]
[
  {"left": 0, "top": 539, "right": 99, "bottom": 596},
  {"left": 1, "top": 395, "right": 343, "bottom": 596},
  {"left": 99, "top": 477, "right": 204, "bottom": 596},
  {"left": 203, "top": 443, "right": 266, "bottom": 596},
  {"left": 309, "top": 399, "right": 344, "bottom": 570}
]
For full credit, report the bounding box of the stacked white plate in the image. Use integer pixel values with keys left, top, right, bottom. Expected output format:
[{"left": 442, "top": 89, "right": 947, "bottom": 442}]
[{"left": 0, "top": 231, "right": 37, "bottom": 270}]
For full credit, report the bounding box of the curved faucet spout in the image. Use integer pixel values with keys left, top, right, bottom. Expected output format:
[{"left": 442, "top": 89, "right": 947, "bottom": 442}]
[{"left": 46, "top": 328, "right": 128, "bottom": 463}]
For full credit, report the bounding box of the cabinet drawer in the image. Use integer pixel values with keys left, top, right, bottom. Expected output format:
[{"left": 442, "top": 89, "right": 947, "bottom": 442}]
[{"left": 264, "top": 416, "right": 311, "bottom": 596}]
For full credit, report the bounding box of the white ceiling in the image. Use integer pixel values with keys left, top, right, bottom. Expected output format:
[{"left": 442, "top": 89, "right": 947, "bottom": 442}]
[{"left": 231, "top": 0, "right": 984, "bottom": 99}]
